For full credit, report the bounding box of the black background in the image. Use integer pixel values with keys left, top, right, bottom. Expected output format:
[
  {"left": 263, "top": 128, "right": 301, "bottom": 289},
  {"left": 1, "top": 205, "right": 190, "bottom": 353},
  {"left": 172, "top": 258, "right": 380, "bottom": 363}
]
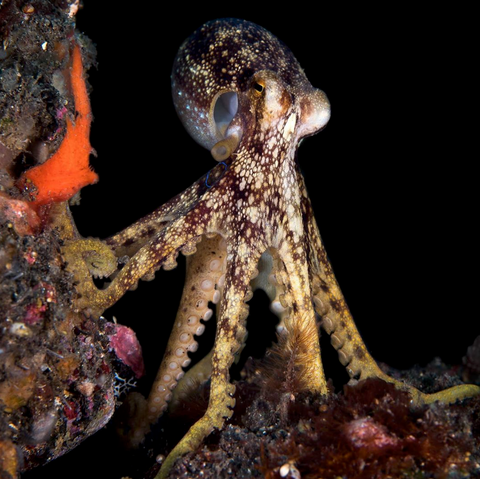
[{"left": 25, "top": 3, "right": 478, "bottom": 478}]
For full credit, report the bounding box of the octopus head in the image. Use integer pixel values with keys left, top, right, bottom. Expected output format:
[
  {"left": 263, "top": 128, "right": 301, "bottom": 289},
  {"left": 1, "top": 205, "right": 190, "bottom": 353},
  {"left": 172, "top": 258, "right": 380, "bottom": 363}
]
[{"left": 171, "top": 18, "right": 330, "bottom": 161}]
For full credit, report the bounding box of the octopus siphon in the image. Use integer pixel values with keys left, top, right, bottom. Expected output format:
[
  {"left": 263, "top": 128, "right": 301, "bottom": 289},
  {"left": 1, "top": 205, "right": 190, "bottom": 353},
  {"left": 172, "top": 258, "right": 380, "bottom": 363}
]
[{"left": 63, "top": 18, "right": 480, "bottom": 478}]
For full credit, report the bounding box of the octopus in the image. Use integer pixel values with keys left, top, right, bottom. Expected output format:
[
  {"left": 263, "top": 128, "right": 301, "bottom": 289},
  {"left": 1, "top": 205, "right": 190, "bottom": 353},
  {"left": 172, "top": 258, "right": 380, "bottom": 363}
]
[{"left": 63, "top": 18, "right": 480, "bottom": 478}]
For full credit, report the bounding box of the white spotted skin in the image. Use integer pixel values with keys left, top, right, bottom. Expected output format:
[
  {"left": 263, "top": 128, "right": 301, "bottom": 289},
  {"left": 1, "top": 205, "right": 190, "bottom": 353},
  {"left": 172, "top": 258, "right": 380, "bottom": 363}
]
[{"left": 171, "top": 19, "right": 330, "bottom": 152}]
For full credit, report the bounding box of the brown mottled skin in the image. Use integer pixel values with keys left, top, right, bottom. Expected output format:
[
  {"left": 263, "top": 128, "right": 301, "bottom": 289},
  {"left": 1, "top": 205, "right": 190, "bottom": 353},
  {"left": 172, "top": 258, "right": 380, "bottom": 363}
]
[{"left": 62, "top": 19, "right": 480, "bottom": 478}]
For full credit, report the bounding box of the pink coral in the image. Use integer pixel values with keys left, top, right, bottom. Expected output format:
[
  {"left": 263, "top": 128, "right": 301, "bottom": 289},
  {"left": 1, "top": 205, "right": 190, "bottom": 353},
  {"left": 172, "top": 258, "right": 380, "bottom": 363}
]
[
  {"left": 343, "top": 416, "right": 399, "bottom": 450},
  {"left": 108, "top": 323, "right": 145, "bottom": 378}
]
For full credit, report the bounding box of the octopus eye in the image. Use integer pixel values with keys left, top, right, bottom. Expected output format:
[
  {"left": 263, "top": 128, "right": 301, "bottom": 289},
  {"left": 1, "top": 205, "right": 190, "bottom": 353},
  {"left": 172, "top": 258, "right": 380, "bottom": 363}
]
[
  {"left": 210, "top": 90, "right": 242, "bottom": 162},
  {"left": 213, "top": 91, "right": 238, "bottom": 137},
  {"left": 253, "top": 81, "right": 265, "bottom": 94}
]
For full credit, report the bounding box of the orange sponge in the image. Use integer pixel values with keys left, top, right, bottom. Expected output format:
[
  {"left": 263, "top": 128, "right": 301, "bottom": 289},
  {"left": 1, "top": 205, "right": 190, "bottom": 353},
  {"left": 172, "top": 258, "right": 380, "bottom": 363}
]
[{"left": 21, "top": 44, "right": 98, "bottom": 206}]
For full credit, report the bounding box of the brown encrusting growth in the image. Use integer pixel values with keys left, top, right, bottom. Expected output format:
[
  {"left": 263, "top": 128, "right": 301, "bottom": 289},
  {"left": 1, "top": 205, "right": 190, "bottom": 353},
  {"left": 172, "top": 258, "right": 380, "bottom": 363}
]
[
  {"left": 0, "top": 204, "right": 117, "bottom": 476},
  {"left": 160, "top": 359, "right": 480, "bottom": 479},
  {"left": 0, "top": 3, "right": 135, "bottom": 477}
]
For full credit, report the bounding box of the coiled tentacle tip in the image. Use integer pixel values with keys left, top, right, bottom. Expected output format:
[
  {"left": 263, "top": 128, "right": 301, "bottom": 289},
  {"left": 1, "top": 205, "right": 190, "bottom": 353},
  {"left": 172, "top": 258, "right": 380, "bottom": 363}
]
[{"left": 210, "top": 126, "right": 242, "bottom": 161}]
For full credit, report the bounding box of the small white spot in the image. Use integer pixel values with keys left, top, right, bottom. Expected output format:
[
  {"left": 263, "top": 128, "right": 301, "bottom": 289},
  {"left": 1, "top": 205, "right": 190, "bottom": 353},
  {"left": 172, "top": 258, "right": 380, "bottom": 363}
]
[
  {"left": 179, "top": 333, "right": 190, "bottom": 343},
  {"left": 271, "top": 301, "right": 286, "bottom": 314},
  {"left": 212, "top": 290, "right": 221, "bottom": 304},
  {"left": 201, "top": 279, "right": 214, "bottom": 291},
  {"left": 249, "top": 206, "right": 259, "bottom": 223},
  {"left": 175, "top": 348, "right": 184, "bottom": 357},
  {"left": 210, "top": 259, "right": 221, "bottom": 271},
  {"left": 10, "top": 322, "right": 30, "bottom": 336}
]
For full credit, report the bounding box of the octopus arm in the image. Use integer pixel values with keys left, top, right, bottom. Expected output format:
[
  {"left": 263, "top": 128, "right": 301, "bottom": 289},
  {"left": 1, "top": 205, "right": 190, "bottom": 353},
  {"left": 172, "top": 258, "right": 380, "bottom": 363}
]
[
  {"left": 299, "top": 177, "right": 480, "bottom": 404},
  {"left": 105, "top": 172, "right": 212, "bottom": 257},
  {"left": 121, "top": 235, "right": 227, "bottom": 447},
  {"left": 274, "top": 237, "right": 328, "bottom": 394},
  {"left": 72, "top": 202, "right": 213, "bottom": 314},
  {"left": 155, "top": 243, "right": 262, "bottom": 478}
]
